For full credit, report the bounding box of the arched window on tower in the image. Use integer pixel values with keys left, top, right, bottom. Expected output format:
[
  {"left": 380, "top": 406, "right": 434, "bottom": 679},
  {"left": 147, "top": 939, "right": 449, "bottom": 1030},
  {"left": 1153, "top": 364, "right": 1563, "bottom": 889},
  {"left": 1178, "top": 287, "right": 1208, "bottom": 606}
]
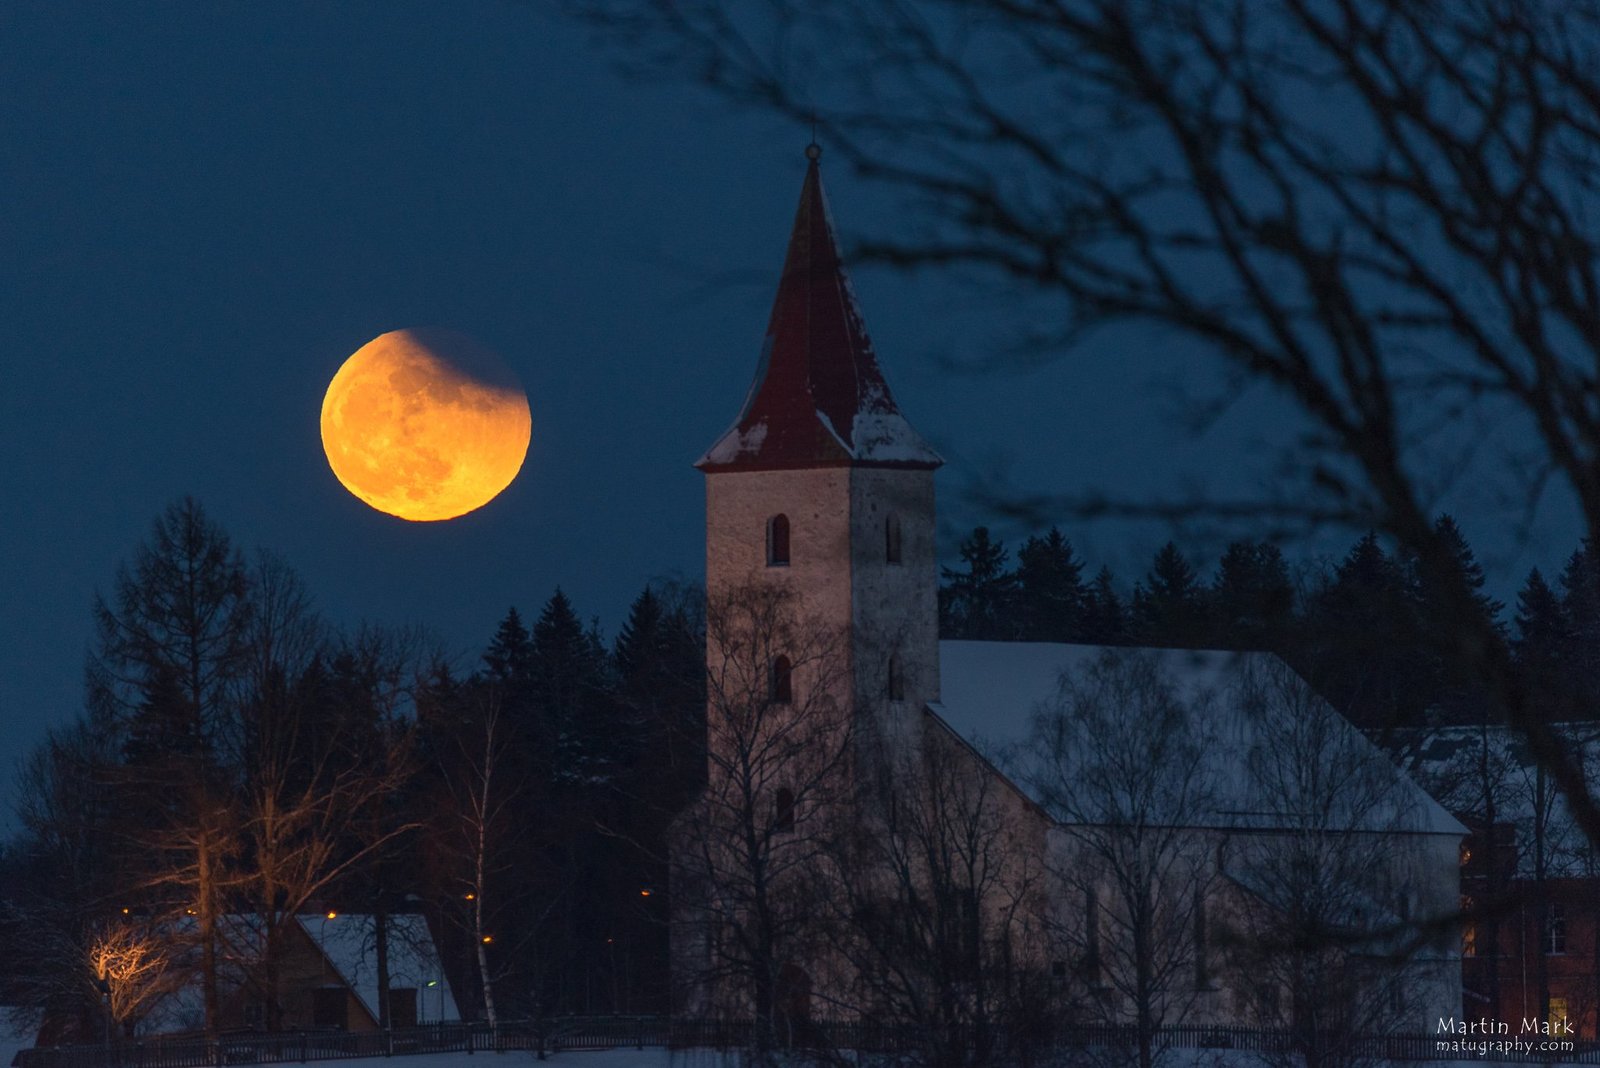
[
  {"left": 767, "top": 514, "right": 791, "bottom": 566},
  {"left": 770, "top": 655, "right": 793, "bottom": 705},
  {"left": 887, "top": 653, "right": 905, "bottom": 702},
  {"left": 885, "top": 514, "right": 903, "bottom": 565},
  {"left": 773, "top": 787, "right": 796, "bottom": 833}
]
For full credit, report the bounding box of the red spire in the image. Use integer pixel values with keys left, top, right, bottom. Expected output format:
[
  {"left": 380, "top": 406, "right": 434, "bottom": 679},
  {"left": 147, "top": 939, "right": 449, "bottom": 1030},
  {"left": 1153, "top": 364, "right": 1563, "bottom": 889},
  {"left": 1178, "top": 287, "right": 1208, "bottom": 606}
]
[{"left": 697, "top": 150, "right": 941, "bottom": 472}]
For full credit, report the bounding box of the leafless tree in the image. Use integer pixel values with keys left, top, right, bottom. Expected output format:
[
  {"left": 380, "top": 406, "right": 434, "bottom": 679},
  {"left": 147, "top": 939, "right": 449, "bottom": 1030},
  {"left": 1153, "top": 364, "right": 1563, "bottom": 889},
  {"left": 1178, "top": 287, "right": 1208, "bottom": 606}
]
[
  {"left": 1024, "top": 649, "right": 1221, "bottom": 1068},
  {"left": 671, "top": 581, "right": 852, "bottom": 1057},
  {"left": 572, "top": 0, "right": 1600, "bottom": 844},
  {"left": 88, "top": 921, "right": 177, "bottom": 1033},
  {"left": 828, "top": 727, "right": 1050, "bottom": 1068},
  {"left": 1225, "top": 657, "right": 1442, "bottom": 1068}
]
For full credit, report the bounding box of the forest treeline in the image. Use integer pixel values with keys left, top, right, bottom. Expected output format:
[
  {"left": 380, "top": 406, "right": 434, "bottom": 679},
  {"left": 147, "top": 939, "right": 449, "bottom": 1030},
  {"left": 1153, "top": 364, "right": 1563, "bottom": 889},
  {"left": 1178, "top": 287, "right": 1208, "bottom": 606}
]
[
  {"left": 0, "top": 498, "right": 1591, "bottom": 1039},
  {"left": 940, "top": 518, "right": 1598, "bottom": 730}
]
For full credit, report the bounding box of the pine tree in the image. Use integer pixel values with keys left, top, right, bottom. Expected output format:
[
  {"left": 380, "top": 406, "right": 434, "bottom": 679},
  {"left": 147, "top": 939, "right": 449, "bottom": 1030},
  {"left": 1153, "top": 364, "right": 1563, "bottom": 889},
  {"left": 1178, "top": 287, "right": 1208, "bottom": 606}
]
[
  {"left": 1411, "top": 516, "right": 1505, "bottom": 720},
  {"left": 1132, "top": 543, "right": 1210, "bottom": 647},
  {"left": 1211, "top": 541, "right": 1294, "bottom": 651},
  {"left": 1303, "top": 532, "right": 1425, "bottom": 728},
  {"left": 483, "top": 607, "right": 534, "bottom": 683},
  {"left": 1015, "top": 528, "right": 1086, "bottom": 642},
  {"left": 1514, "top": 568, "right": 1572, "bottom": 720},
  {"left": 1559, "top": 541, "right": 1600, "bottom": 710},
  {"left": 1080, "top": 567, "right": 1128, "bottom": 644},
  {"left": 531, "top": 589, "right": 619, "bottom": 786},
  {"left": 939, "top": 527, "right": 1018, "bottom": 639}
]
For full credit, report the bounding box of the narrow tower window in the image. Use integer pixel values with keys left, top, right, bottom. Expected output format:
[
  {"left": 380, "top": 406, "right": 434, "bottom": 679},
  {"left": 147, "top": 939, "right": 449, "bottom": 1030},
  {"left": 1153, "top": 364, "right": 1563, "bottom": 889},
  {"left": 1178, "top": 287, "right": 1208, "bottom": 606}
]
[
  {"left": 885, "top": 514, "right": 902, "bottom": 564},
  {"left": 773, "top": 787, "right": 796, "bottom": 833},
  {"left": 887, "top": 653, "right": 905, "bottom": 702},
  {"left": 767, "top": 514, "right": 791, "bottom": 566},
  {"left": 770, "top": 656, "right": 793, "bottom": 705}
]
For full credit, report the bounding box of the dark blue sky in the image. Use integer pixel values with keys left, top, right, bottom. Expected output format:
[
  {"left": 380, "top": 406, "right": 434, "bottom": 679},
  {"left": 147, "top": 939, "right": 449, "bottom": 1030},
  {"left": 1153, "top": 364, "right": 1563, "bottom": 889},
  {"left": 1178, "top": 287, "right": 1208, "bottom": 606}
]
[{"left": 0, "top": 3, "right": 1579, "bottom": 806}]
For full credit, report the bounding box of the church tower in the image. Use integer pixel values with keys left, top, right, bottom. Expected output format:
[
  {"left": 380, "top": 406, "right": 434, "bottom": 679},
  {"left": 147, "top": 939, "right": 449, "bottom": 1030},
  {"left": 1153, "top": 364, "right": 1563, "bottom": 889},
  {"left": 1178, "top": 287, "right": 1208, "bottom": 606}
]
[{"left": 697, "top": 146, "right": 942, "bottom": 760}]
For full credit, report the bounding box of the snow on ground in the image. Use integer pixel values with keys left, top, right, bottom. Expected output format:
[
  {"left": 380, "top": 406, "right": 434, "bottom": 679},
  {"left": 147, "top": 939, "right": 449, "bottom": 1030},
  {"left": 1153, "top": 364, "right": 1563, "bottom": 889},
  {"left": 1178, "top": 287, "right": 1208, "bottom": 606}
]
[{"left": 278, "top": 1049, "right": 1599, "bottom": 1068}]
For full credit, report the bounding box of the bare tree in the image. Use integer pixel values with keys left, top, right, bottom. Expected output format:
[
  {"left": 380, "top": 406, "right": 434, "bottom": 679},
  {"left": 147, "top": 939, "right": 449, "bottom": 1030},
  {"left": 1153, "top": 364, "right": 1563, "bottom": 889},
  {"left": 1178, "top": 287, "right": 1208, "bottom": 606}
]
[
  {"left": 573, "top": 0, "right": 1600, "bottom": 843},
  {"left": 828, "top": 727, "right": 1050, "bottom": 1068},
  {"left": 88, "top": 920, "right": 177, "bottom": 1034},
  {"left": 1024, "top": 649, "right": 1220, "bottom": 1068},
  {"left": 1226, "top": 657, "right": 1444, "bottom": 1068},
  {"left": 671, "top": 581, "right": 851, "bottom": 1056}
]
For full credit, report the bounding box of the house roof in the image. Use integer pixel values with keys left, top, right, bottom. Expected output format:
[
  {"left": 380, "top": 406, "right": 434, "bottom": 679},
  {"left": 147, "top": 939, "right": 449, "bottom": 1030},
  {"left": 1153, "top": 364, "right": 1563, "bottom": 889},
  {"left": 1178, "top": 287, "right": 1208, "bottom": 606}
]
[
  {"left": 1397, "top": 723, "right": 1600, "bottom": 878},
  {"left": 297, "top": 914, "right": 460, "bottom": 1026},
  {"left": 931, "top": 640, "right": 1465, "bottom": 837},
  {"left": 696, "top": 149, "right": 941, "bottom": 472}
]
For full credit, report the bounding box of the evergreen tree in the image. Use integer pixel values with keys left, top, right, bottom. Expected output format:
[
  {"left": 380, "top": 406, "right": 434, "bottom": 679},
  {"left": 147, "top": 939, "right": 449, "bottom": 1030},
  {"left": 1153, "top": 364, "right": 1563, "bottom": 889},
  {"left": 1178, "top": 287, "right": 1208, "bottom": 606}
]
[
  {"left": 1132, "top": 542, "right": 1211, "bottom": 647},
  {"left": 483, "top": 607, "right": 534, "bottom": 683},
  {"left": 939, "top": 527, "right": 1018, "bottom": 639},
  {"left": 1302, "top": 532, "right": 1425, "bottom": 728},
  {"left": 1212, "top": 541, "right": 1294, "bottom": 651},
  {"left": 1411, "top": 516, "right": 1505, "bottom": 720},
  {"left": 1514, "top": 568, "right": 1572, "bottom": 720},
  {"left": 531, "top": 589, "right": 619, "bottom": 786},
  {"left": 1015, "top": 528, "right": 1086, "bottom": 642},
  {"left": 1559, "top": 541, "right": 1600, "bottom": 709},
  {"left": 1080, "top": 567, "right": 1129, "bottom": 645}
]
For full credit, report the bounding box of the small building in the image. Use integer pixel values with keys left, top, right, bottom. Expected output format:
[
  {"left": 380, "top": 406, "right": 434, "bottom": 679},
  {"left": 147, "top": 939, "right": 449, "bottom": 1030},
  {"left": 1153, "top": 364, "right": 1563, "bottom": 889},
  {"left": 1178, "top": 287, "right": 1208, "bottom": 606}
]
[
  {"left": 145, "top": 914, "right": 460, "bottom": 1035},
  {"left": 1403, "top": 725, "right": 1600, "bottom": 1037}
]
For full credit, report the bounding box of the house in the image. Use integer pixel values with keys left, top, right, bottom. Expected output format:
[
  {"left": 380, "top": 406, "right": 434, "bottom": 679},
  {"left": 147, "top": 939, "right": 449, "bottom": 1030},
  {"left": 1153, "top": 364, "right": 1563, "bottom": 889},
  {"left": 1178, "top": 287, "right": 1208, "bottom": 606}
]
[
  {"left": 145, "top": 914, "right": 460, "bottom": 1035},
  {"left": 671, "top": 144, "right": 1465, "bottom": 1037},
  {"left": 1402, "top": 724, "right": 1600, "bottom": 1037}
]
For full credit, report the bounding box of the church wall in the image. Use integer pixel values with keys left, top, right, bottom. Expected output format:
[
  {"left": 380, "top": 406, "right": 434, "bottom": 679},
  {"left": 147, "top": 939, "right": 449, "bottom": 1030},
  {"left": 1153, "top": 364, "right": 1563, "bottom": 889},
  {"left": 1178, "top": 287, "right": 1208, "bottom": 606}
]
[{"left": 848, "top": 468, "right": 939, "bottom": 754}]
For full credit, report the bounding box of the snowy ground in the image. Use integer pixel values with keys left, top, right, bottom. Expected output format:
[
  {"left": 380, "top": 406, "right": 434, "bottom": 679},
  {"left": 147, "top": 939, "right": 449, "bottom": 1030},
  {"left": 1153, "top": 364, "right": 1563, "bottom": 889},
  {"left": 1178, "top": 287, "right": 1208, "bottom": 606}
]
[{"left": 273, "top": 1051, "right": 1596, "bottom": 1068}]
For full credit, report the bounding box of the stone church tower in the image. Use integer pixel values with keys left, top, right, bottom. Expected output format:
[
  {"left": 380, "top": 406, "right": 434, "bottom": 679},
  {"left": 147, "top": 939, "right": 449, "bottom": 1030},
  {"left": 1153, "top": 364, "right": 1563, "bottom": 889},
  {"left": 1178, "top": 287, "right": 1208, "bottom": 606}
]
[{"left": 696, "top": 146, "right": 943, "bottom": 762}]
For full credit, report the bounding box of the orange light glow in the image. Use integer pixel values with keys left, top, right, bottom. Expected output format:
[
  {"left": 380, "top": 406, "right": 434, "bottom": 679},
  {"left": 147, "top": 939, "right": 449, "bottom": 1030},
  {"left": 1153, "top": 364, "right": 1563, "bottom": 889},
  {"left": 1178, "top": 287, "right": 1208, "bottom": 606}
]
[
  {"left": 464, "top": 893, "right": 476, "bottom": 901},
  {"left": 326, "top": 911, "right": 338, "bottom": 920},
  {"left": 481, "top": 935, "right": 493, "bottom": 944},
  {"left": 639, "top": 889, "right": 652, "bottom": 897},
  {"left": 320, "top": 328, "right": 531, "bottom": 522}
]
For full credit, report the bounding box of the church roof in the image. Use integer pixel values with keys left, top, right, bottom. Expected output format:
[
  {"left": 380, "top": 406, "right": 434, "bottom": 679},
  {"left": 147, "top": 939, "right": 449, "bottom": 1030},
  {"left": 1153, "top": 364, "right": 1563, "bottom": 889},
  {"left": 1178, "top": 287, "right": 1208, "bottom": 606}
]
[
  {"left": 697, "top": 150, "right": 942, "bottom": 472},
  {"left": 930, "top": 641, "right": 1465, "bottom": 837}
]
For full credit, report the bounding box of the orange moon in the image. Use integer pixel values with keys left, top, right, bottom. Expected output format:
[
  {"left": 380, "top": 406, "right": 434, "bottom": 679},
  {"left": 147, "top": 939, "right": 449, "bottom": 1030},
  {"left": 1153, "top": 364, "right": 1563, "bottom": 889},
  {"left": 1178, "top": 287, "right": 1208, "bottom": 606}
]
[{"left": 320, "top": 329, "right": 532, "bottom": 522}]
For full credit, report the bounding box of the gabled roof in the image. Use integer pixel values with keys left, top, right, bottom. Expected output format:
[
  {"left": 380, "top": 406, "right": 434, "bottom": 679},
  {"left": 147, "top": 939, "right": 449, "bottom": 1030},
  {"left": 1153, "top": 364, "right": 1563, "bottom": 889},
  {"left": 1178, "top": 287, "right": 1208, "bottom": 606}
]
[
  {"left": 1397, "top": 723, "right": 1600, "bottom": 878},
  {"left": 697, "top": 150, "right": 941, "bottom": 472},
  {"left": 930, "top": 641, "right": 1464, "bottom": 837}
]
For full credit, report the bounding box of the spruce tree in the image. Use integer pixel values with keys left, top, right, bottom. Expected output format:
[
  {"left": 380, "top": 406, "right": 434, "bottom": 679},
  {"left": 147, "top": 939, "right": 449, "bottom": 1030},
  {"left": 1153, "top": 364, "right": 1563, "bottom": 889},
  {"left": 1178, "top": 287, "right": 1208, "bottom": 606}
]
[
  {"left": 1132, "top": 542, "right": 1210, "bottom": 647},
  {"left": 939, "top": 527, "right": 1019, "bottom": 639},
  {"left": 1015, "top": 528, "right": 1086, "bottom": 642},
  {"left": 1514, "top": 568, "right": 1571, "bottom": 720},
  {"left": 1080, "top": 567, "right": 1129, "bottom": 644},
  {"left": 1212, "top": 541, "right": 1294, "bottom": 651}
]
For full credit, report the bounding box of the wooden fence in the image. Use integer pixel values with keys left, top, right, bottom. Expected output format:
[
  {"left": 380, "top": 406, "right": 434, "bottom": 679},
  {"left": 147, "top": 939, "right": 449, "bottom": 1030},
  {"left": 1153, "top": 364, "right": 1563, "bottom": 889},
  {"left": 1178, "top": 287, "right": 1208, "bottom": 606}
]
[{"left": 15, "top": 1018, "right": 1600, "bottom": 1068}]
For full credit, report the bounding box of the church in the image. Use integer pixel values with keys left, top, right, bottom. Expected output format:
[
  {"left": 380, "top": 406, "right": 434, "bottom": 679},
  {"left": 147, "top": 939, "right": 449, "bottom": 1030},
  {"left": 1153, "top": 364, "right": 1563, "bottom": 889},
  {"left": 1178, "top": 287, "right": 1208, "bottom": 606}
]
[{"left": 670, "top": 147, "right": 1465, "bottom": 1045}]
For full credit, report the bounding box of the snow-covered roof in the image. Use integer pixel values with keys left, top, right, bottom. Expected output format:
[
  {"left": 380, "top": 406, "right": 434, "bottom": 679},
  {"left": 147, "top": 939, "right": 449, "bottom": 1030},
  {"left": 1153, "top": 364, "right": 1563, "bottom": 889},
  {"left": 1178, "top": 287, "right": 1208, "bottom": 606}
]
[
  {"left": 1397, "top": 724, "right": 1600, "bottom": 878},
  {"left": 296, "top": 914, "right": 460, "bottom": 1025},
  {"left": 696, "top": 153, "right": 941, "bottom": 472},
  {"left": 143, "top": 914, "right": 459, "bottom": 1034},
  {"left": 932, "top": 641, "right": 1465, "bottom": 837}
]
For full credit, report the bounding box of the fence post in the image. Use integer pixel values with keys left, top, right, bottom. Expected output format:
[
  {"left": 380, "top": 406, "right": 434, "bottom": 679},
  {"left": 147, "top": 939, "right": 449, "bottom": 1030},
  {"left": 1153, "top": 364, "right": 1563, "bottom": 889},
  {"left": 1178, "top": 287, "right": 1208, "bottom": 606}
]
[{"left": 298, "top": 1033, "right": 306, "bottom": 1065}]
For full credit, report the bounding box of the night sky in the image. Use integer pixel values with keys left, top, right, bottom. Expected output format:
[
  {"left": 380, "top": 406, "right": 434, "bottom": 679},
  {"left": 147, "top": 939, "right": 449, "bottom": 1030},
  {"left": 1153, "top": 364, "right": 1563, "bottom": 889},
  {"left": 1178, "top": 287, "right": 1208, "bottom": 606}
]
[{"left": 1, "top": 3, "right": 1580, "bottom": 812}]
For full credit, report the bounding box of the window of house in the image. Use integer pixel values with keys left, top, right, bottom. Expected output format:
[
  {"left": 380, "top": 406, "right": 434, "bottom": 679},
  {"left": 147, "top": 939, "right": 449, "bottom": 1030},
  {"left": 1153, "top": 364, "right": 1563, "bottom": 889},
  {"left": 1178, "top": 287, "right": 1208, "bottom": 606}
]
[
  {"left": 774, "top": 787, "right": 796, "bottom": 833},
  {"left": 1083, "top": 887, "right": 1102, "bottom": 983},
  {"left": 767, "top": 515, "right": 790, "bottom": 566},
  {"left": 1551, "top": 998, "right": 1570, "bottom": 1033},
  {"left": 887, "top": 653, "right": 905, "bottom": 702},
  {"left": 885, "top": 514, "right": 903, "bottom": 564},
  {"left": 1546, "top": 903, "right": 1567, "bottom": 955},
  {"left": 312, "top": 987, "right": 347, "bottom": 1029},
  {"left": 770, "top": 656, "right": 793, "bottom": 705}
]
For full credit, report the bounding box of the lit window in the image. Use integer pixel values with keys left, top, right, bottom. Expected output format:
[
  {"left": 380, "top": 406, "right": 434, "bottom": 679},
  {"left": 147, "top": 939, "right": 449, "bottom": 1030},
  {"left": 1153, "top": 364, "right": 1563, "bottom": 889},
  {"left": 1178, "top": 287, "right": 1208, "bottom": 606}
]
[
  {"left": 767, "top": 515, "right": 790, "bottom": 566},
  {"left": 1551, "top": 998, "right": 1569, "bottom": 1033},
  {"left": 885, "top": 515, "right": 903, "bottom": 565},
  {"left": 770, "top": 656, "right": 793, "bottom": 705}
]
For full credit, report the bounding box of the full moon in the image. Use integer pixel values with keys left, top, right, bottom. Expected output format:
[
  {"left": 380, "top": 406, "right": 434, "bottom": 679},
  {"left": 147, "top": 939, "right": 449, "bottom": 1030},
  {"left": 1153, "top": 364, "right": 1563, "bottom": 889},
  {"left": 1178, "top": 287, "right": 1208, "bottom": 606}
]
[{"left": 320, "top": 328, "right": 532, "bottom": 522}]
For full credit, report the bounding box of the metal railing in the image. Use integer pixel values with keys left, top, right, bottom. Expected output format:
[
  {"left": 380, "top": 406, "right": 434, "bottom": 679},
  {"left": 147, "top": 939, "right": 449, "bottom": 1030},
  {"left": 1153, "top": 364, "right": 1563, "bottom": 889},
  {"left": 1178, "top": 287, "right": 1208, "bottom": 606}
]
[{"left": 15, "top": 1018, "right": 1600, "bottom": 1068}]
